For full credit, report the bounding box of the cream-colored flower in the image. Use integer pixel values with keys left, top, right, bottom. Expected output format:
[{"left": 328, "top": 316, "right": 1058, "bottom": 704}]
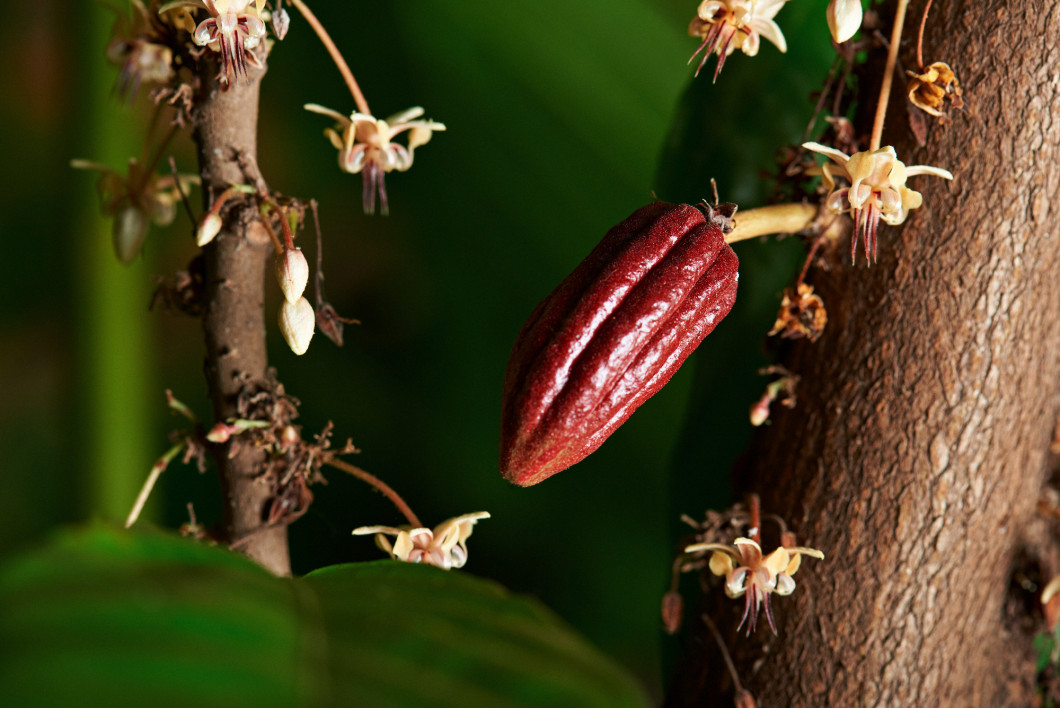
[
  {"left": 161, "top": 0, "right": 266, "bottom": 83},
  {"left": 685, "top": 536, "right": 823, "bottom": 633},
  {"left": 305, "top": 104, "right": 446, "bottom": 215},
  {"left": 688, "top": 0, "right": 788, "bottom": 81},
  {"left": 353, "top": 512, "right": 490, "bottom": 570},
  {"left": 803, "top": 141, "right": 953, "bottom": 264}
]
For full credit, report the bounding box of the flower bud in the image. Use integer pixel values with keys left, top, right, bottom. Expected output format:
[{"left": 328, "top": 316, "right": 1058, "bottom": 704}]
[
  {"left": 827, "top": 0, "right": 863, "bottom": 43},
  {"left": 275, "top": 247, "right": 309, "bottom": 303},
  {"left": 661, "top": 591, "right": 684, "bottom": 635},
  {"left": 272, "top": 7, "right": 290, "bottom": 40},
  {"left": 279, "top": 297, "right": 315, "bottom": 355},
  {"left": 112, "top": 203, "right": 149, "bottom": 265},
  {"left": 196, "top": 212, "right": 222, "bottom": 247},
  {"left": 749, "top": 394, "right": 772, "bottom": 427},
  {"left": 206, "top": 422, "right": 235, "bottom": 443},
  {"left": 280, "top": 425, "right": 300, "bottom": 451}
]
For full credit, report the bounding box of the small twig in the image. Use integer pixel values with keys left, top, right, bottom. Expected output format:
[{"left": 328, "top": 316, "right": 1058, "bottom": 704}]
[
  {"left": 832, "top": 58, "right": 852, "bottom": 118},
  {"left": 916, "top": 0, "right": 934, "bottom": 71},
  {"left": 870, "top": 0, "right": 910, "bottom": 150},
  {"left": 139, "top": 122, "right": 180, "bottom": 192},
  {"left": 324, "top": 456, "right": 423, "bottom": 528},
  {"left": 702, "top": 613, "right": 746, "bottom": 695},
  {"left": 289, "top": 0, "right": 371, "bottom": 115},
  {"left": 802, "top": 55, "right": 842, "bottom": 144},
  {"left": 311, "top": 199, "right": 326, "bottom": 304},
  {"left": 165, "top": 389, "right": 200, "bottom": 424},
  {"left": 794, "top": 218, "right": 836, "bottom": 287},
  {"left": 748, "top": 493, "right": 762, "bottom": 546},
  {"left": 169, "top": 156, "right": 197, "bottom": 226},
  {"left": 257, "top": 203, "right": 285, "bottom": 253},
  {"left": 125, "top": 442, "right": 185, "bottom": 528}
]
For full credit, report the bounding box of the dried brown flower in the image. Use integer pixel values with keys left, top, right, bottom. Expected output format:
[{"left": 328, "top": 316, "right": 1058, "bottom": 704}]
[
  {"left": 769, "top": 283, "right": 827, "bottom": 341},
  {"left": 907, "top": 61, "right": 964, "bottom": 123}
]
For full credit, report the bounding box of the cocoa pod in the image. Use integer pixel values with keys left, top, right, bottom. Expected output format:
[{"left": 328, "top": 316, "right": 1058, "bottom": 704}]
[{"left": 500, "top": 201, "right": 740, "bottom": 486}]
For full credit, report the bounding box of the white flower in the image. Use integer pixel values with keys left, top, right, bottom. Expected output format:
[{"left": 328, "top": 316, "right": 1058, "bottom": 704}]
[
  {"left": 353, "top": 512, "right": 490, "bottom": 570},
  {"left": 803, "top": 141, "right": 953, "bottom": 263},
  {"left": 688, "top": 0, "right": 788, "bottom": 81},
  {"left": 305, "top": 104, "right": 445, "bottom": 215}
]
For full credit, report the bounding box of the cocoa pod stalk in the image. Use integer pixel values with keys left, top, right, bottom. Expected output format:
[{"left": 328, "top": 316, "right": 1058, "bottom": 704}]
[{"left": 500, "top": 201, "right": 740, "bottom": 486}]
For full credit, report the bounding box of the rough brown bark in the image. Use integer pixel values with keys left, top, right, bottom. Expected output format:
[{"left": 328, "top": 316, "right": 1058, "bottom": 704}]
[
  {"left": 193, "top": 57, "right": 291, "bottom": 576},
  {"left": 670, "top": 0, "right": 1060, "bottom": 704}
]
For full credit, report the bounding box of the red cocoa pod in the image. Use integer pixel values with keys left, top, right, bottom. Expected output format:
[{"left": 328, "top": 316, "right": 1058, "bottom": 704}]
[{"left": 500, "top": 201, "right": 740, "bottom": 486}]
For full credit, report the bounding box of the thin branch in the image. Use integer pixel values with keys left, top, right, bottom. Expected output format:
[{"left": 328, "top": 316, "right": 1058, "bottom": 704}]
[
  {"left": 289, "top": 0, "right": 371, "bottom": 115},
  {"left": 870, "top": 0, "right": 910, "bottom": 150},
  {"left": 916, "top": 0, "right": 934, "bottom": 71},
  {"left": 794, "top": 217, "right": 837, "bottom": 287},
  {"left": 310, "top": 199, "right": 326, "bottom": 303},
  {"left": 802, "top": 55, "right": 842, "bottom": 144},
  {"left": 748, "top": 493, "right": 762, "bottom": 545},
  {"left": 125, "top": 442, "right": 185, "bottom": 528},
  {"left": 324, "top": 456, "right": 423, "bottom": 528},
  {"left": 701, "top": 613, "right": 746, "bottom": 695},
  {"left": 168, "top": 156, "right": 197, "bottom": 225}
]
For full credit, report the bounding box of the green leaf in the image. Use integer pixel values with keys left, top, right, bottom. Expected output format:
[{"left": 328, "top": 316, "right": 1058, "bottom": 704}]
[{"left": 0, "top": 525, "right": 646, "bottom": 708}]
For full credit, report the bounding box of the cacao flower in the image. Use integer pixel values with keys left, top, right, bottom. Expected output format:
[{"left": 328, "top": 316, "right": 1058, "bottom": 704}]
[{"left": 499, "top": 202, "right": 740, "bottom": 486}]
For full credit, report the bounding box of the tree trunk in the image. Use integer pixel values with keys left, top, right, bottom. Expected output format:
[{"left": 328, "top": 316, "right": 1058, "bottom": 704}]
[
  {"left": 194, "top": 57, "right": 291, "bottom": 577},
  {"left": 670, "top": 0, "right": 1060, "bottom": 704}
]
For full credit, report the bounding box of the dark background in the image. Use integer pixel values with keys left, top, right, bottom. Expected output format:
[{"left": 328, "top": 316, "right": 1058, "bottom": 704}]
[{"left": 0, "top": 0, "right": 831, "bottom": 696}]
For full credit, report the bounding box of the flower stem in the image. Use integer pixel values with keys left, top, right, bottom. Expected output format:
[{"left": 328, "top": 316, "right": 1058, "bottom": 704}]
[
  {"left": 916, "top": 0, "right": 933, "bottom": 71},
  {"left": 125, "top": 442, "right": 185, "bottom": 528},
  {"left": 748, "top": 493, "right": 762, "bottom": 545},
  {"left": 701, "top": 613, "right": 746, "bottom": 696},
  {"left": 870, "top": 0, "right": 910, "bottom": 150},
  {"left": 795, "top": 225, "right": 832, "bottom": 286},
  {"left": 325, "top": 457, "right": 423, "bottom": 528},
  {"left": 724, "top": 203, "right": 817, "bottom": 244},
  {"left": 289, "top": 0, "right": 371, "bottom": 115}
]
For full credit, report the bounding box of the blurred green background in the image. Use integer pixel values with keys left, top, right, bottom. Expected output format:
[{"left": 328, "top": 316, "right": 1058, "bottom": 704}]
[{"left": 0, "top": 0, "right": 832, "bottom": 698}]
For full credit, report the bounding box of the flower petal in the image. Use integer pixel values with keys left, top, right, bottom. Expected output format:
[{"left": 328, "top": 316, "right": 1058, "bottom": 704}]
[
  {"left": 386, "top": 106, "right": 426, "bottom": 125},
  {"left": 775, "top": 572, "right": 796, "bottom": 595},
  {"left": 305, "top": 103, "right": 352, "bottom": 124},
  {"left": 725, "top": 568, "right": 749, "bottom": 597},
  {"left": 709, "top": 551, "right": 736, "bottom": 577},
  {"left": 754, "top": 18, "right": 787, "bottom": 53},
  {"left": 802, "top": 141, "right": 851, "bottom": 167},
  {"left": 352, "top": 524, "right": 402, "bottom": 536},
  {"left": 905, "top": 165, "right": 954, "bottom": 180},
  {"left": 762, "top": 547, "right": 790, "bottom": 576}
]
